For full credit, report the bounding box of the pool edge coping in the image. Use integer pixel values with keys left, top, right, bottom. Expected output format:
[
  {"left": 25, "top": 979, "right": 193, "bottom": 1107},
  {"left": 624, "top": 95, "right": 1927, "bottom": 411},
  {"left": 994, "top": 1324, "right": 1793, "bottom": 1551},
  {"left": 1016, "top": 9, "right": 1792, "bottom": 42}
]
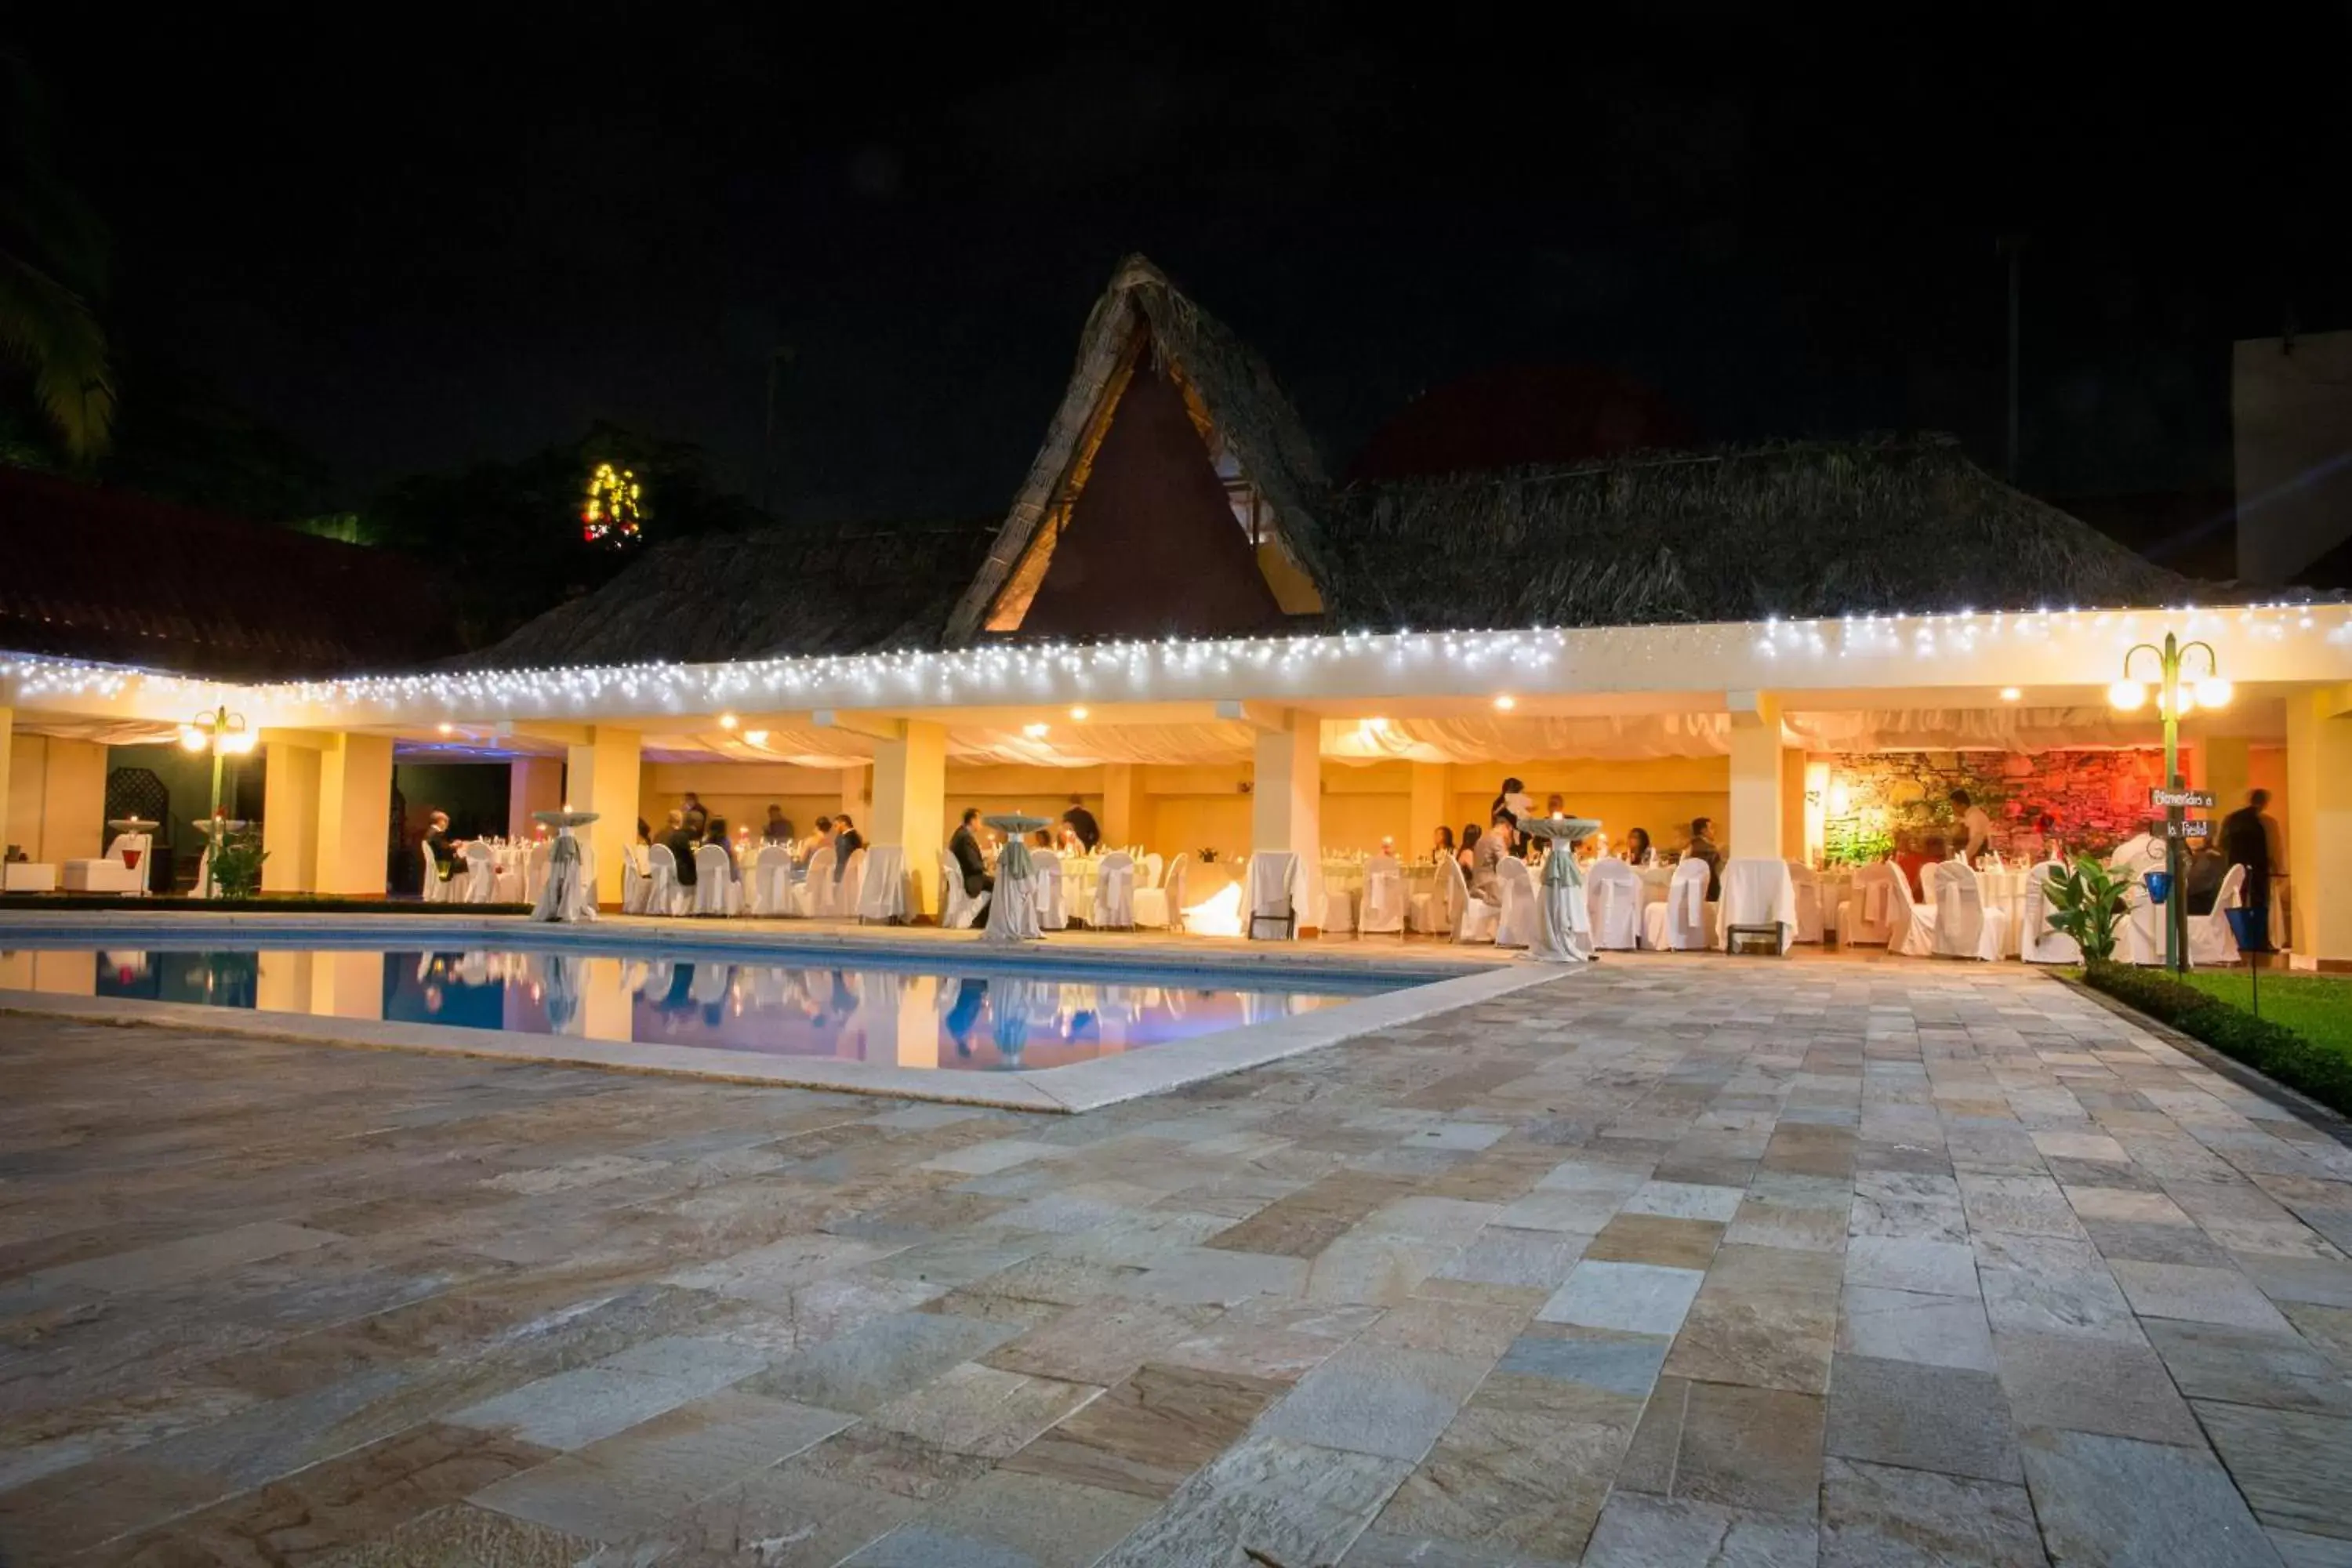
[{"left": 0, "top": 947, "right": 1570, "bottom": 1113}]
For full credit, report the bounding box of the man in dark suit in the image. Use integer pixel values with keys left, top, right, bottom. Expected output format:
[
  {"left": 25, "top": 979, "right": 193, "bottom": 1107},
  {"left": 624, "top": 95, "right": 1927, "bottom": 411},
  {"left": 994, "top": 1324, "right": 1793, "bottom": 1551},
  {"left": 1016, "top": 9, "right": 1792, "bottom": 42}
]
[
  {"left": 949, "top": 807, "right": 993, "bottom": 924},
  {"left": 661, "top": 813, "right": 699, "bottom": 887},
  {"left": 832, "top": 814, "right": 863, "bottom": 884},
  {"left": 1062, "top": 800, "right": 1101, "bottom": 852},
  {"left": 2220, "top": 789, "right": 2277, "bottom": 949}
]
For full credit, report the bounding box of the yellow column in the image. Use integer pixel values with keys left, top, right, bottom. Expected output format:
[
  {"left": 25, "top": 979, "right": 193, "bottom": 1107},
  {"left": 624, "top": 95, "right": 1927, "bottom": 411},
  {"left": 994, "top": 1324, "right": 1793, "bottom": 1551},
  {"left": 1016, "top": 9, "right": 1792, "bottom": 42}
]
[
  {"left": 1252, "top": 710, "right": 1323, "bottom": 935},
  {"left": 0, "top": 711, "right": 13, "bottom": 858},
  {"left": 1100, "top": 764, "right": 1142, "bottom": 848},
  {"left": 2285, "top": 687, "right": 2352, "bottom": 968},
  {"left": 564, "top": 728, "right": 641, "bottom": 910},
  {"left": 507, "top": 757, "right": 564, "bottom": 840},
  {"left": 14, "top": 736, "right": 107, "bottom": 865},
  {"left": 840, "top": 765, "right": 868, "bottom": 824},
  {"left": 872, "top": 720, "right": 947, "bottom": 919},
  {"left": 1726, "top": 691, "right": 1785, "bottom": 861},
  {"left": 1408, "top": 762, "right": 1447, "bottom": 860},
  {"left": 315, "top": 732, "right": 394, "bottom": 896},
  {"left": 261, "top": 740, "right": 322, "bottom": 892},
  {"left": 2203, "top": 736, "right": 2252, "bottom": 822}
]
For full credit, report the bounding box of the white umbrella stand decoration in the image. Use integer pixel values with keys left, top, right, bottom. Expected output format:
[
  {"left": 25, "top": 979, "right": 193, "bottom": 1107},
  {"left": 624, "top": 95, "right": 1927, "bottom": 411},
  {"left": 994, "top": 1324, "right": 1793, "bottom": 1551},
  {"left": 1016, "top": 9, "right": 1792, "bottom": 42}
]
[
  {"left": 1516, "top": 813, "right": 1602, "bottom": 964},
  {"left": 981, "top": 815, "right": 1047, "bottom": 942},
  {"left": 530, "top": 811, "right": 601, "bottom": 923}
]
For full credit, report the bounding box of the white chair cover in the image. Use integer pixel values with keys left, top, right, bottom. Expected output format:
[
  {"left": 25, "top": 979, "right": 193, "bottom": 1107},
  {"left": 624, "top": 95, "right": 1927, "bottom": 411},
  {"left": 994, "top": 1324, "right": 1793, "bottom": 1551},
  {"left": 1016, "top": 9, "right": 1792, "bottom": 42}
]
[
  {"left": 1929, "top": 861, "right": 2005, "bottom": 960},
  {"left": 647, "top": 843, "right": 684, "bottom": 916},
  {"left": 1494, "top": 856, "right": 1539, "bottom": 949},
  {"left": 2120, "top": 880, "right": 2166, "bottom": 965},
  {"left": 1444, "top": 854, "right": 1499, "bottom": 944},
  {"left": 2190, "top": 863, "right": 2248, "bottom": 967},
  {"left": 419, "top": 843, "right": 448, "bottom": 905},
  {"left": 1091, "top": 851, "right": 1136, "bottom": 930},
  {"left": 855, "top": 846, "right": 905, "bottom": 922},
  {"left": 1789, "top": 862, "right": 1824, "bottom": 944},
  {"left": 459, "top": 843, "right": 496, "bottom": 905},
  {"left": 621, "top": 844, "right": 652, "bottom": 915},
  {"left": 751, "top": 845, "right": 794, "bottom": 917},
  {"left": 1247, "top": 851, "right": 1298, "bottom": 940},
  {"left": 1884, "top": 861, "right": 1940, "bottom": 957},
  {"left": 1720, "top": 858, "right": 1798, "bottom": 954},
  {"left": 1321, "top": 887, "right": 1356, "bottom": 935},
  {"left": 804, "top": 846, "right": 837, "bottom": 916},
  {"left": 530, "top": 831, "right": 597, "bottom": 922},
  {"left": 1133, "top": 851, "right": 1175, "bottom": 929},
  {"left": 1843, "top": 862, "right": 1896, "bottom": 946},
  {"left": 2019, "top": 860, "right": 2082, "bottom": 964},
  {"left": 1643, "top": 858, "right": 1715, "bottom": 951},
  {"left": 1359, "top": 855, "right": 1406, "bottom": 935},
  {"left": 524, "top": 843, "right": 553, "bottom": 907},
  {"left": 1032, "top": 850, "right": 1067, "bottom": 930},
  {"left": 692, "top": 844, "right": 738, "bottom": 916},
  {"left": 1584, "top": 858, "right": 1642, "bottom": 950},
  {"left": 938, "top": 848, "right": 985, "bottom": 930}
]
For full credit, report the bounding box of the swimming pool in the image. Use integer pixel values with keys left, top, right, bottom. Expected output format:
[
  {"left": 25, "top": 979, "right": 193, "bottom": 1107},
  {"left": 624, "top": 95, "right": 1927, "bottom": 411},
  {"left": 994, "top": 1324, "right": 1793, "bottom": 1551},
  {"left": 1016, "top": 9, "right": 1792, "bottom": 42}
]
[{"left": 0, "top": 940, "right": 1403, "bottom": 1073}]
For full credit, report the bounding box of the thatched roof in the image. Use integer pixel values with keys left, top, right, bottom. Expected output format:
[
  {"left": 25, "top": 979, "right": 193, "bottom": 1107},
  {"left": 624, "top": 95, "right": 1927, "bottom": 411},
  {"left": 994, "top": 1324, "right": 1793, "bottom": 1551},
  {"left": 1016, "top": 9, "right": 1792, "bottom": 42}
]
[
  {"left": 456, "top": 517, "right": 998, "bottom": 668},
  {"left": 1314, "top": 437, "right": 2201, "bottom": 629},
  {"left": 942, "top": 254, "right": 1329, "bottom": 644}
]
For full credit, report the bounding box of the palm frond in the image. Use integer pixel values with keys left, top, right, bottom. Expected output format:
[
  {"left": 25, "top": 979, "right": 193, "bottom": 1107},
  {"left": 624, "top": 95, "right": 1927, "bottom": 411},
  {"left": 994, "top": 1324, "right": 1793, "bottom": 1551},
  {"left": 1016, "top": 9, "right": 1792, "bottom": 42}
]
[{"left": 0, "top": 245, "right": 115, "bottom": 462}]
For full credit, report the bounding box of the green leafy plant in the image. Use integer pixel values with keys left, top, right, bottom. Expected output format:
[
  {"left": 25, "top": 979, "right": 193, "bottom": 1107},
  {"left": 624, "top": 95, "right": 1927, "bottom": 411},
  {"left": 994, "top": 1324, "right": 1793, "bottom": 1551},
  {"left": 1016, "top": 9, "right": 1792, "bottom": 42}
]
[
  {"left": 2042, "top": 854, "right": 2131, "bottom": 963},
  {"left": 208, "top": 824, "right": 268, "bottom": 899}
]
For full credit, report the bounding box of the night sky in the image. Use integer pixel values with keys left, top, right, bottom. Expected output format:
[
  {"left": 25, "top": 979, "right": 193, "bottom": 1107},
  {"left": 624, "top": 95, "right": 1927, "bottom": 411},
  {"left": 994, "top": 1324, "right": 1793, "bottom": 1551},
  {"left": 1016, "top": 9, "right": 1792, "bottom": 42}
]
[{"left": 21, "top": 9, "right": 2350, "bottom": 529}]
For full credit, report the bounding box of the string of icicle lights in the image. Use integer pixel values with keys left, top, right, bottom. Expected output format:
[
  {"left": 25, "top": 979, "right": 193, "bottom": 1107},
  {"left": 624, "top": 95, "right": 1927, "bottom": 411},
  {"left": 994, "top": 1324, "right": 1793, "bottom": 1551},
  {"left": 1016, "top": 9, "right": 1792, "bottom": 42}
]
[{"left": 3, "top": 601, "right": 2346, "bottom": 720}]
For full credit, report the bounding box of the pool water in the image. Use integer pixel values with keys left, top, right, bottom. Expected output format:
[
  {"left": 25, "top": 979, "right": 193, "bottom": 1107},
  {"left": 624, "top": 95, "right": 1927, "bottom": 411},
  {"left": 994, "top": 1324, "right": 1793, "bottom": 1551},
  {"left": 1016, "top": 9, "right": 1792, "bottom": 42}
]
[{"left": 1, "top": 943, "right": 1403, "bottom": 1072}]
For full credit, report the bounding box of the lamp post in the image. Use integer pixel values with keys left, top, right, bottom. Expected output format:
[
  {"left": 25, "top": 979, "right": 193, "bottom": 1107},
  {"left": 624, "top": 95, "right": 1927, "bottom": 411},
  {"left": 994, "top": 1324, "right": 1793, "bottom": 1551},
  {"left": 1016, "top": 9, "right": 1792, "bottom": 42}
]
[
  {"left": 179, "top": 706, "right": 255, "bottom": 898},
  {"left": 2107, "top": 633, "right": 2230, "bottom": 973}
]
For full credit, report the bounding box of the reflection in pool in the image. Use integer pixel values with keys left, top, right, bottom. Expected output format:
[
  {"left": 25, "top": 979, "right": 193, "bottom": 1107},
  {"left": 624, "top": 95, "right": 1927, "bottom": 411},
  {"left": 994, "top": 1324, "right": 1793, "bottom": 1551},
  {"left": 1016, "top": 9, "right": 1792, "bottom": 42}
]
[{"left": 37, "top": 946, "right": 1401, "bottom": 1072}]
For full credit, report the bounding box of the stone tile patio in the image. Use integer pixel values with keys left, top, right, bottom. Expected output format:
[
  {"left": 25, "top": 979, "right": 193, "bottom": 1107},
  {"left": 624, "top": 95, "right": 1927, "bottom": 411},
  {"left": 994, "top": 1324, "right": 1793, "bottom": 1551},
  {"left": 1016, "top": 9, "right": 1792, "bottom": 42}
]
[{"left": 4, "top": 956, "right": 2351, "bottom": 1564}]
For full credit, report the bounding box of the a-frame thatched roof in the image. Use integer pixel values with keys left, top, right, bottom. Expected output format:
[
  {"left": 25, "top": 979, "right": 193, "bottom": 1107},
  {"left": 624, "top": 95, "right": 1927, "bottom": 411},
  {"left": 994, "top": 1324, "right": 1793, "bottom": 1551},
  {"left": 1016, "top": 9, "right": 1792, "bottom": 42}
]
[
  {"left": 1312, "top": 436, "right": 2198, "bottom": 630},
  {"left": 942, "top": 255, "right": 1329, "bottom": 645}
]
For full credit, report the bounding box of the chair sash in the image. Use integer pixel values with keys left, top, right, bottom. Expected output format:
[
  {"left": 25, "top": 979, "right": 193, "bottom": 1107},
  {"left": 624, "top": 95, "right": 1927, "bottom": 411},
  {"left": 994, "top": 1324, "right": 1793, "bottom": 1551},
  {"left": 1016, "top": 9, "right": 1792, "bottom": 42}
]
[
  {"left": 804, "top": 846, "right": 837, "bottom": 916},
  {"left": 1032, "top": 850, "right": 1066, "bottom": 930},
  {"left": 460, "top": 843, "right": 495, "bottom": 905},
  {"left": 647, "top": 843, "right": 683, "bottom": 916},
  {"left": 1931, "top": 861, "right": 1987, "bottom": 958},
  {"left": 1666, "top": 858, "right": 1711, "bottom": 949},
  {"left": 752, "top": 845, "right": 793, "bottom": 916},
  {"left": 1585, "top": 858, "right": 1642, "bottom": 949},
  {"left": 1359, "top": 855, "right": 1406, "bottom": 935},
  {"left": 1494, "top": 856, "right": 1537, "bottom": 949}
]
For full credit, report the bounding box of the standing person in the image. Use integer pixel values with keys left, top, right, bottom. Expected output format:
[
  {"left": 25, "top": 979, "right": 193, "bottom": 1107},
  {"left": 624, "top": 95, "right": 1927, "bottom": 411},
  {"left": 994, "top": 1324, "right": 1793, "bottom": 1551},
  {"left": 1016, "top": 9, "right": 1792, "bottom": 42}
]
[
  {"left": 633, "top": 818, "right": 652, "bottom": 847},
  {"left": 1685, "top": 816, "right": 1723, "bottom": 900},
  {"left": 832, "top": 813, "right": 863, "bottom": 882},
  {"left": 763, "top": 804, "right": 794, "bottom": 844},
  {"left": 1490, "top": 777, "right": 1534, "bottom": 826},
  {"left": 2220, "top": 789, "right": 2276, "bottom": 949},
  {"left": 1951, "top": 789, "right": 1994, "bottom": 864},
  {"left": 949, "top": 807, "right": 993, "bottom": 922},
  {"left": 1062, "top": 797, "right": 1102, "bottom": 852},
  {"left": 1431, "top": 825, "right": 1455, "bottom": 865}
]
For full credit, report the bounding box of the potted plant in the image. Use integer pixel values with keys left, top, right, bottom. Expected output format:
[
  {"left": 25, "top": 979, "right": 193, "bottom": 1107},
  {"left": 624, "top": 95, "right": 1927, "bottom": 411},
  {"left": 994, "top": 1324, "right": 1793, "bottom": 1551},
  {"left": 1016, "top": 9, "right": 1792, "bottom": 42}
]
[
  {"left": 2042, "top": 854, "right": 2130, "bottom": 963},
  {"left": 209, "top": 826, "right": 270, "bottom": 900}
]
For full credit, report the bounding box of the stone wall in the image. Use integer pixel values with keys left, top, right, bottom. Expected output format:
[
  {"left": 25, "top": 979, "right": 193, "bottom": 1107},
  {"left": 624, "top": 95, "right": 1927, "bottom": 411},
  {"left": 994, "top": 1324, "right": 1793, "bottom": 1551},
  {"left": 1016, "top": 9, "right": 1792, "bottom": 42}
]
[{"left": 1821, "top": 749, "right": 2168, "bottom": 866}]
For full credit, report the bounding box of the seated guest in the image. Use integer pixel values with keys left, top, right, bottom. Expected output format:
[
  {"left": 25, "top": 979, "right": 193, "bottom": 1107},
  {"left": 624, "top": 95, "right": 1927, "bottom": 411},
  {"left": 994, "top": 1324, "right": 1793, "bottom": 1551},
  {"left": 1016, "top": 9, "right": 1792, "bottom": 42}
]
[
  {"left": 701, "top": 818, "right": 740, "bottom": 881},
  {"left": 1457, "top": 823, "right": 1481, "bottom": 877},
  {"left": 1472, "top": 818, "right": 1514, "bottom": 905},
  {"left": 1033, "top": 828, "right": 1053, "bottom": 849},
  {"left": 1432, "top": 825, "right": 1455, "bottom": 864},
  {"left": 949, "top": 807, "right": 993, "bottom": 920},
  {"left": 422, "top": 811, "right": 458, "bottom": 885},
  {"left": 660, "top": 812, "right": 699, "bottom": 887},
  {"left": 1625, "top": 827, "right": 1653, "bottom": 866},
  {"left": 804, "top": 815, "right": 834, "bottom": 858},
  {"left": 832, "top": 813, "right": 863, "bottom": 880},
  {"left": 1062, "top": 797, "right": 1102, "bottom": 852},
  {"left": 1685, "top": 817, "right": 1723, "bottom": 900},
  {"left": 763, "top": 804, "right": 794, "bottom": 845},
  {"left": 2185, "top": 840, "right": 2229, "bottom": 915},
  {"left": 633, "top": 818, "right": 652, "bottom": 847}
]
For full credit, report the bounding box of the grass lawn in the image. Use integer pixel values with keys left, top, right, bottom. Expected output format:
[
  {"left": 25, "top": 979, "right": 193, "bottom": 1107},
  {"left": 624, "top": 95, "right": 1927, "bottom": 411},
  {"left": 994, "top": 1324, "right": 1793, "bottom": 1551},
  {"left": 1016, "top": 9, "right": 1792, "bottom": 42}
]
[{"left": 2172, "top": 970, "right": 2352, "bottom": 1056}]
